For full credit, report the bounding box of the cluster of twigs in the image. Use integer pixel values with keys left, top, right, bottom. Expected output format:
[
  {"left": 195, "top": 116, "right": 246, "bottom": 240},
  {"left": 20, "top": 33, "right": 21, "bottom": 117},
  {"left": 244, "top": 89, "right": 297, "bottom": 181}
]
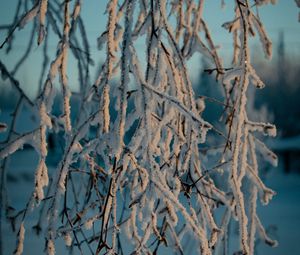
[{"left": 0, "top": 0, "right": 280, "bottom": 254}]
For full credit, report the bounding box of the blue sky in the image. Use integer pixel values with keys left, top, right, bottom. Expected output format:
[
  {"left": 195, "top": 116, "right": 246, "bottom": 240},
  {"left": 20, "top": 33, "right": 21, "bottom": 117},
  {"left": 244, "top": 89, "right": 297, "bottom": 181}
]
[{"left": 0, "top": 0, "right": 299, "bottom": 98}]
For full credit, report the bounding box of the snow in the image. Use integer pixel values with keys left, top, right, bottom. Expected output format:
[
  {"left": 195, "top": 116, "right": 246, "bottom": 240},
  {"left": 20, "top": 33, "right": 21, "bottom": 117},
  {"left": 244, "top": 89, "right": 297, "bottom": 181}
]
[
  {"left": 256, "top": 170, "right": 300, "bottom": 255},
  {"left": 14, "top": 222, "right": 25, "bottom": 255},
  {"left": 0, "top": 1, "right": 297, "bottom": 254},
  {"left": 47, "top": 239, "right": 55, "bottom": 255},
  {"left": 102, "top": 85, "right": 110, "bottom": 133},
  {"left": 63, "top": 232, "right": 72, "bottom": 247},
  {"left": 84, "top": 216, "right": 96, "bottom": 230},
  {"left": 250, "top": 12, "right": 272, "bottom": 59},
  {"left": 38, "top": 0, "right": 48, "bottom": 45},
  {"left": 19, "top": 5, "right": 39, "bottom": 29},
  {"left": 34, "top": 159, "right": 49, "bottom": 201},
  {"left": 1, "top": 142, "right": 300, "bottom": 255},
  {"left": 72, "top": 1, "right": 81, "bottom": 21}
]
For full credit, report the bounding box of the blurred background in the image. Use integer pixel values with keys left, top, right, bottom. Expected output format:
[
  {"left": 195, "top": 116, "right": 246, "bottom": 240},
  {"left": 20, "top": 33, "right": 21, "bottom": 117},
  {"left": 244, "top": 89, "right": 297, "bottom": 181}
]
[{"left": 0, "top": 0, "right": 300, "bottom": 254}]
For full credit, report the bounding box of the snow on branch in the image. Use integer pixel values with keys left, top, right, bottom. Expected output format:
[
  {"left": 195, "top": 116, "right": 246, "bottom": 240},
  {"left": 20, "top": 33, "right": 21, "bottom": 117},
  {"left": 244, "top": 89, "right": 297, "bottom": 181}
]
[{"left": 0, "top": 1, "right": 281, "bottom": 254}]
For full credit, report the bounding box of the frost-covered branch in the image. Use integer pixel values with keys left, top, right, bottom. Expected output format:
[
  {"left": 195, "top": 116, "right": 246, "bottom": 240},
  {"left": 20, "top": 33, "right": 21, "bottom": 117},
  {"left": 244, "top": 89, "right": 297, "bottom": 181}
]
[{"left": 0, "top": 1, "right": 280, "bottom": 254}]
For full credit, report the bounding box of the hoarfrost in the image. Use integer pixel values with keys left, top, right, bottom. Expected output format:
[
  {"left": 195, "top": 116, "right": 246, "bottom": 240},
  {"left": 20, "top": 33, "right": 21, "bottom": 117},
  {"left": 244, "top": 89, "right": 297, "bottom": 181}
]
[
  {"left": 0, "top": 1, "right": 282, "bottom": 254},
  {"left": 14, "top": 222, "right": 25, "bottom": 255}
]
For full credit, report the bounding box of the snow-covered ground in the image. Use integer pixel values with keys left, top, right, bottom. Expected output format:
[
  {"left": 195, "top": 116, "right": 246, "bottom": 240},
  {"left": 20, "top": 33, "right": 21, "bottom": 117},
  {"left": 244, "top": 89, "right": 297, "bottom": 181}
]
[
  {"left": 256, "top": 169, "right": 300, "bottom": 255},
  {"left": 1, "top": 147, "right": 300, "bottom": 254}
]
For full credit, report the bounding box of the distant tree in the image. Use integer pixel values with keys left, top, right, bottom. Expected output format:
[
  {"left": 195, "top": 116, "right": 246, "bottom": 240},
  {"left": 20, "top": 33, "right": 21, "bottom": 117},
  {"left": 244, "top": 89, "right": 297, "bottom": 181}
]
[
  {"left": 0, "top": 1, "right": 283, "bottom": 254},
  {"left": 254, "top": 31, "right": 300, "bottom": 138}
]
